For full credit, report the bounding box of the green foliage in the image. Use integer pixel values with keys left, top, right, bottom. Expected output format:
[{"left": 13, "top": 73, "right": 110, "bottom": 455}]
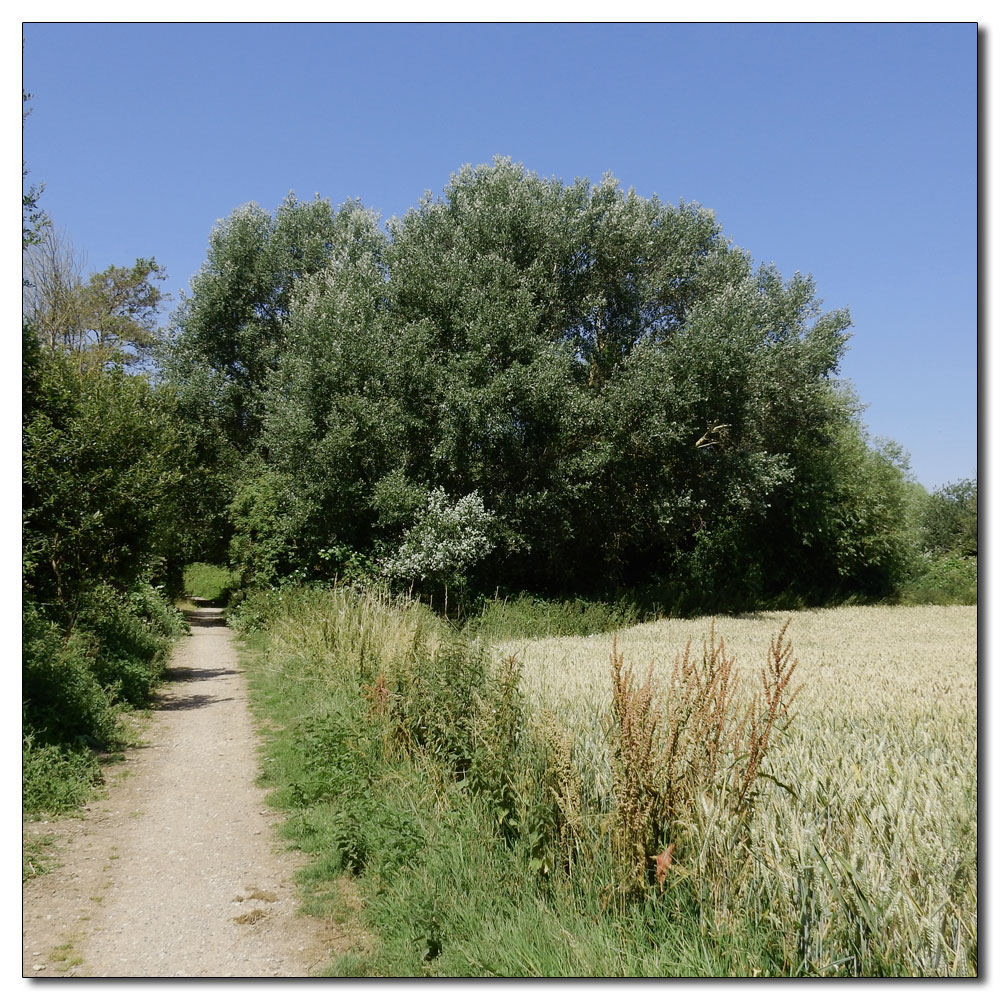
[
  {"left": 182, "top": 562, "right": 239, "bottom": 604},
  {"left": 238, "top": 583, "right": 799, "bottom": 976},
  {"left": 23, "top": 338, "right": 194, "bottom": 624},
  {"left": 22, "top": 733, "right": 103, "bottom": 818},
  {"left": 919, "top": 478, "right": 977, "bottom": 558},
  {"left": 159, "top": 195, "right": 384, "bottom": 568},
  {"left": 166, "top": 194, "right": 384, "bottom": 453},
  {"left": 466, "top": 592, "right": 642, "bottom": 640},
  {"left": 890, "top": 477, "right": 977, "bottom": 605},
  {"left": 22, "top": 601, "right": 119, "bottom": 746},
  {"left": 696, "top": 415, "right": 922, "bottom": 610},
  {"left": 22, "top": 582, "right": 183, "bottom": 814},
  {"left": 169, "top": 158, "right": 916, "bottom": 610},
  {"left": 899, "top": 554, "right": 977, "bottom": 606},
  {"left": 76, "top": 583, "right": 184, "bottom": 707},
  {"left": 22, "top": 290, "right": 193, "bottom": 813}
]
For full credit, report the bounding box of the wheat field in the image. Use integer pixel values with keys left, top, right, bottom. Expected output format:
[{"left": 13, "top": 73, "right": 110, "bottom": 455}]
[{"left": 499, "top": 605, "right": 978, "bottom": 975}]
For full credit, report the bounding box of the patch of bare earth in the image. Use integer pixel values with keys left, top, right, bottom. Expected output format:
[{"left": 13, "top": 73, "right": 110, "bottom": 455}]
[{"left": 22, "top": 605, "right": 355, "bottom": 978}]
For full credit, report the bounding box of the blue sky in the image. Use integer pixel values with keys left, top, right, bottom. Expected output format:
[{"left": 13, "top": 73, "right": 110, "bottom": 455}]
[{"left": 21, "top": 21, "right": 978, "bottom": 491}]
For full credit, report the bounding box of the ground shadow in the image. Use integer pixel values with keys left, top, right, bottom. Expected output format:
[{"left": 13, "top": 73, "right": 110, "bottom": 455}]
[
  {"left": 164, "top": 664, "right": 240, "bottom": 683},
  {"left": 155, "top": 691, "right": 236, "bottom": 712},
  {"left": 153, "top": 662, "right": 238, "bottom": 711},
  {"left": 183, "top": 607, "right": 229, "bottom": 629}
]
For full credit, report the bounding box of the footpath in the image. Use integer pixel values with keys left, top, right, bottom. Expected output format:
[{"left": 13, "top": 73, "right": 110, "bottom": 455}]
[{"left": 22, "top": 605, "right": 345, "bottom": 978}]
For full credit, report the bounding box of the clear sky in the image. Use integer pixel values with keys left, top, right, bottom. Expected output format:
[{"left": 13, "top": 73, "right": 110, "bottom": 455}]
[{"left": 21, "top": 21, "right": 978, "bottom": 491}]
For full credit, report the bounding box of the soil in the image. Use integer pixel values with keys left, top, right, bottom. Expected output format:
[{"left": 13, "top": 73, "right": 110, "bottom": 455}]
[{"left": 22, "top": 605, "right": 353, "bottom": 978}]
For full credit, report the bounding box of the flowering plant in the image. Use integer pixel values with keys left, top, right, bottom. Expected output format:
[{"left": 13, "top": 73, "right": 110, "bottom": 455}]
[{"left": 380, "top": 487, "right": 495, "bottom": 588}]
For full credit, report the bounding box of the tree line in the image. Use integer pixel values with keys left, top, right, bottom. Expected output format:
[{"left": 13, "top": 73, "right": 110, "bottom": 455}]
[{"left": 166, "top": 159, "right": 933, "bottom": 609}]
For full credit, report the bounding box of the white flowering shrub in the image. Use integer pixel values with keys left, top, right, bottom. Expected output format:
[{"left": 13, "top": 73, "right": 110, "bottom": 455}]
[{"left": 381, "top": 488, "right": 495, "bottom": 588}]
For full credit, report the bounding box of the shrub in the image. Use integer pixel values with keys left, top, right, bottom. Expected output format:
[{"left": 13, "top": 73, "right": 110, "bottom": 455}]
[
  {"left": 899, "top": 554, "right": 977, "bottom": 606},
  {"left": 22, "top": 602, "right": 118, "bottom": 746},
  {"left": 23, "top": 583, "right": 184, "bottom": 814},
  {"left": 78, "top": 583, "right": 183, "bottom": 706},
  {"left": 381, "top": 488, "right": 496, "bottom": 607},
  {"left": 22, "top": 733, "right": 103, "bottom": 817}
]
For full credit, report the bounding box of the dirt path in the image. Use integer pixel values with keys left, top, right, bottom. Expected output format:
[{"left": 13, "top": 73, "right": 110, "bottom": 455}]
[{"left": 22, "top": 605, "right": 348, "bottom": 978}]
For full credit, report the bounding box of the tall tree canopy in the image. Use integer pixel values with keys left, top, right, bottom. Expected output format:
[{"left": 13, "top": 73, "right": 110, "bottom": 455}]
[{"left": 167, "top": 158, "right": 915, "bottom": 608}]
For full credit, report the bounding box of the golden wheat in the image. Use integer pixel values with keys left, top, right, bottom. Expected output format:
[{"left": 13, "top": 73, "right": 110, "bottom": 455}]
[{"left": 500, "top": 605, "right": 977, "bottom": 975}]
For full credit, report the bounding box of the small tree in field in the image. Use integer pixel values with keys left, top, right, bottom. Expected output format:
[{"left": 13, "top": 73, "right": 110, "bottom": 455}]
[{"left": 381, "top": 488, "right": 496, "bottom": 611}]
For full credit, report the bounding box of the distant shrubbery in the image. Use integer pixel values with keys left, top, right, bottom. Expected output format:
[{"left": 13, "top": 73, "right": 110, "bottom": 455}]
[
  {"left": 182, "top": 562, "right": 239, "bottom": 604},
  {"left": 898, "top": 476, "right": 977, "bottom": 606},
  {"left": 466, "top": 592, "right": 643, "bottom": 640},
  {"left": 900, "top": 554, "right": 977, "bottom": 606}
]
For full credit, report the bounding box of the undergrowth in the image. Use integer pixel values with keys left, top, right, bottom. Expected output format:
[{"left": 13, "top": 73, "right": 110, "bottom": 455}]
[
  {"left": 463, "top": 592, "right": 644, "bottom": 640},
  {"left": 897, "top": 554, "right": 977, "bottom": 606},
  {"left": 22, "top": 583, "right": 184, "bottom": 818}
]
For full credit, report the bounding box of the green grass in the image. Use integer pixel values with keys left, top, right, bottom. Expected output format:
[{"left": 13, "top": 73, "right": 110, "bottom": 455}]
[
  {"left": 463, "top": 592, "right": 643, "bottom": 641},
  {"left": 235, "top": 586, "right": 976, "bottom": 977},
  {"left": 182, "top": 562, "right": 239, "bottom": 604},
  {"left": 23, "top": 831, "right": 60, "bottom": 882},
  {"left": 22, "top": 735, "right": 104, "bottom": 819}
]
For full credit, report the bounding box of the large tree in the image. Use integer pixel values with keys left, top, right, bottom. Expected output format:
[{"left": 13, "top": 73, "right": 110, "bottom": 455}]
[
  {"left": 166, "top": 193, "right": 382, "bottom": 451},
  {"left": 170, "top": 159, "right": 916, "bottom": 607}
]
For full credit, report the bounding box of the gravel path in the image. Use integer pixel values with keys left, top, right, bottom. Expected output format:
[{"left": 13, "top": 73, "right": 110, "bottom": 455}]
[{"left": 22, "top": 605, "right": 348, "bottom": 978}]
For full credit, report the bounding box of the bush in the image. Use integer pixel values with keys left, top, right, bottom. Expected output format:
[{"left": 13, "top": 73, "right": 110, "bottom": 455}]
[
  {"left": 22, "top": 733, "right": 103, "bottom": 817},
  {"left": 23, "top": 584, "right": 184, "bottom": 814},
  {"left": 381, "top": 488, "right": 495, "bottom": 592},
  {"left": 899, "top": 554, "right": 977, "bottom": 606},
  {"left": 75, "top": 583, "right": 183, "bottom": 706},
  {"left": 22, "top": 602, "right": 118, "bottom": 746}
]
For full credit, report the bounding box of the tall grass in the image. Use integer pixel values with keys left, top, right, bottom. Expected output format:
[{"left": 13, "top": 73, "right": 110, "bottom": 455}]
[
  {"left": 237, "top": 586, "right": 797, "bottom": 975},
  {"left": 464, "top": 592, "right": 643, "bottom": 640},
  {"left": 237, "top": 586, "right": 975, "bottom": 976}
]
